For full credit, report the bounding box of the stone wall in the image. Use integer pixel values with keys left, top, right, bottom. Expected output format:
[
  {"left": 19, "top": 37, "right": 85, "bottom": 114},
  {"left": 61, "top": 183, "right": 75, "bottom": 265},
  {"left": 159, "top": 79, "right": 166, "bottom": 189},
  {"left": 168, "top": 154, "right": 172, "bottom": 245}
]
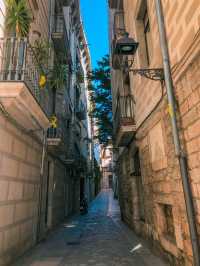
[
  {"left": 117, "top": 94, "right": 193, "bottom": 264},
  {"left": 0, "top": 114, "right": 42, "bottom": 265},
  {"left": 112, "top": 0, "right": 200, "bottom": 265},
  {"left": 0, "top": 113, "right": 71, "bottom": 265},
  {"left": 117, "top": 32, "right": 200, "bottom": 266}
]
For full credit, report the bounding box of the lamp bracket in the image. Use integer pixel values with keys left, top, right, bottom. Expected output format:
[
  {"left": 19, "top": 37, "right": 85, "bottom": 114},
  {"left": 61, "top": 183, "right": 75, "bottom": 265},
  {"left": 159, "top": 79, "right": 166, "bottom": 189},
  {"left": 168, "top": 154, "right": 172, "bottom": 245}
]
[
  {"left": 129, "top": 68, "right": 164, "bottom": 81},
  {"left": 114, "top": 55, "right": 164, "bottom": 81}
]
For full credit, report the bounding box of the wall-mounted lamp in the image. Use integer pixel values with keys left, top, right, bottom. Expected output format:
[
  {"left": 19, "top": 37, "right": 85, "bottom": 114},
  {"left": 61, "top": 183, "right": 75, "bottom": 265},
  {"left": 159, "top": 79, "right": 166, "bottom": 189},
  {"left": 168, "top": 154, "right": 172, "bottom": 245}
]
[
  {"left": 112, "top": 32, "right": 164, "bottom": 82},
  {"left": 114, "top": 32, "right": 139, "bottom": 55}
]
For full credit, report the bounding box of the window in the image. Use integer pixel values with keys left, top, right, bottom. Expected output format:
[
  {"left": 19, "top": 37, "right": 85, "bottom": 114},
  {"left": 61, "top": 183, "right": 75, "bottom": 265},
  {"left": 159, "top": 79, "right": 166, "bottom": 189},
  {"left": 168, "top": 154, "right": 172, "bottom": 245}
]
[
  {"left": 136, "top": 0, "right": 152, "bottom": 66},
  {"left": 143, "top": 9, "right": 150, "bottom": 65}
]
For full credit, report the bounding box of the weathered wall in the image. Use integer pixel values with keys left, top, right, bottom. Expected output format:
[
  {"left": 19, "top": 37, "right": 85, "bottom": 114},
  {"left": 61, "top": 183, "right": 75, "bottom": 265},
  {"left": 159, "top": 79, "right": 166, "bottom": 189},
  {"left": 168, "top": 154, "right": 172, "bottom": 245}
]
[
  {"left": 111, "top": 0, "right": 200, "bottom": 265},
  {"left": 0, "top": 114, "right": 72, "bottom": 265},
  {"left": 123, "top": 0, "right": 200, "bottom": 126},
  {"left": 0, "top": 114, "right": 42, "bottom": 265},
  {"left": 28, "top": 0, "right": 50, "bottom": 41}
]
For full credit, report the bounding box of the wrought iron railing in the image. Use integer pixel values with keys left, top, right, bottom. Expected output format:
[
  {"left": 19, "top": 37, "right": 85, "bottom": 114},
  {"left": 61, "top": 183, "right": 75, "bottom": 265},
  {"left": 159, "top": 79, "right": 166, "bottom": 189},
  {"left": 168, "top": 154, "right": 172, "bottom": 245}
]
[
  {"left": 113, "top": 94, "right": 135, "bottom": 135},
  {"left": 53, "top": 15, "right": 64, "bottom": 33},
  {"left": 0, "top": 37, "right": 50, "bottom": 115},
  {"left": 52, "top": 14, "right": 69, "bottom": 54},
  {"left": 47, "top": 127, "right": 62, "bottom": 139}
]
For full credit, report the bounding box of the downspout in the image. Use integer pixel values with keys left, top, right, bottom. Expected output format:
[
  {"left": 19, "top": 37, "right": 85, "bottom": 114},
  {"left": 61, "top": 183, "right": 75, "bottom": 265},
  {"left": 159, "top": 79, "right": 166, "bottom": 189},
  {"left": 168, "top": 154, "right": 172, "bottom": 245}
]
[{"left": 155, "top": 1, "right": 200, "bottom": 265}]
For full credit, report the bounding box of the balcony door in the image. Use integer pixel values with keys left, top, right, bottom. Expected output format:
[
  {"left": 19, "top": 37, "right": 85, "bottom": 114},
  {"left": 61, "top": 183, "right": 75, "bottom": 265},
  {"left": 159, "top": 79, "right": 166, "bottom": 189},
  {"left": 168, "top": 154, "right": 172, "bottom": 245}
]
[{"left": 119, "top": 72, "right": 134, "bottom": 121}]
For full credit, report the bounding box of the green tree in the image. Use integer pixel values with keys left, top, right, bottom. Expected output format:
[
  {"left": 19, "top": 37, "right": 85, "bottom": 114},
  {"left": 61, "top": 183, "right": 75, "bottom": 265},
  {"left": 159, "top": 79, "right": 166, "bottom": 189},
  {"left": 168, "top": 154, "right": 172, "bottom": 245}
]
[
  {"left": 5, "top": 0, "right": 32, "bottom": 37},
  {"left": 89, "top": 55, "right": 112, "bottom": 145}
]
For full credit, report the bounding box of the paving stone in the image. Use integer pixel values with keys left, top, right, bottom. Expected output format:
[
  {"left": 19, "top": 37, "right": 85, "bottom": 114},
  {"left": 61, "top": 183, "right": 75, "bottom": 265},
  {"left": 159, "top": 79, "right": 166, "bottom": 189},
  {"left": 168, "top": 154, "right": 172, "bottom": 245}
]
[{"left": 12, "top": 190, "right": 168, "bottom": 266}]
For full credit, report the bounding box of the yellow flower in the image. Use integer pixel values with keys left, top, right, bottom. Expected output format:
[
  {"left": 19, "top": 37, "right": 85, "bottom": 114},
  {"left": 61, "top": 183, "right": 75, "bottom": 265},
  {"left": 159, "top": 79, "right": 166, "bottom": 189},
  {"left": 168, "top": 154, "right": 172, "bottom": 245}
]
[{"left": 39, "top": 75, "right": 46, "bottom": 88}]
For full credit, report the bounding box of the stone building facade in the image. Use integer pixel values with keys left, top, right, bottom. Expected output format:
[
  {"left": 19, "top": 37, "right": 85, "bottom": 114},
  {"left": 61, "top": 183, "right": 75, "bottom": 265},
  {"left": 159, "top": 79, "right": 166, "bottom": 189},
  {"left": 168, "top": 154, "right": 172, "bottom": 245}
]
[
  {"left": 0, "top": 0, "right": 92, "bottom": 265},
  {"left": 109, "top": 0, "right": 200, "bottom": 265},
  {"left": 100, "top": 145, "right": 113, "bottom": 190}
]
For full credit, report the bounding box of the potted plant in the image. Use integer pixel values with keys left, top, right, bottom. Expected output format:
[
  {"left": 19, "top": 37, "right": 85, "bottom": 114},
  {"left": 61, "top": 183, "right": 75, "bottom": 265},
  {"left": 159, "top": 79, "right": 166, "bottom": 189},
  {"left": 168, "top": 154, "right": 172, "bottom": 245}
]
[
  {"left": 5, "top": 0, "right": 32, "bottom": 37},
  {"left": 30, "top": 39, "right": 51, "bottom": 88},
  {"left": 3, "top": 0, "right": 32, "bottom": 80}
]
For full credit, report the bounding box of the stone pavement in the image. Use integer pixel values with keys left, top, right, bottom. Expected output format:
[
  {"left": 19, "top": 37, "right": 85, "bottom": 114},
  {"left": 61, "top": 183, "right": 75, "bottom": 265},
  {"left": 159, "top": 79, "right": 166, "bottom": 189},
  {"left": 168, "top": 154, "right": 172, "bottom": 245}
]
[{"left": 13, "top": 190, "right": 168, "bottom": 266}]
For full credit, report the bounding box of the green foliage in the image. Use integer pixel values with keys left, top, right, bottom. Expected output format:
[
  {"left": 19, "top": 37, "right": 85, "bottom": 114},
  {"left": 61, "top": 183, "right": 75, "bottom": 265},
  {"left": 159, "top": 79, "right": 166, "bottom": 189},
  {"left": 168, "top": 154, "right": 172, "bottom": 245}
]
[
  {"left": 30, "top": 39, "right": 51, "bottom": 74},
  {"left": 49, "top": 62, "right": 68, "bottom": 91},
  {"left": 30, "top": 41, "right": 68, "bottom": 91},
  {"left": 89, "top": 55, "right": 112, "bottom": 145},
  {"left": 77, "top": 70, "right": 84, "bottom": 84},
  {"left": 48, "top": 56, "right": 68, "bottom": 114},
  {"left": 5, "top": 0, "right": 32, "bottom": 37}
]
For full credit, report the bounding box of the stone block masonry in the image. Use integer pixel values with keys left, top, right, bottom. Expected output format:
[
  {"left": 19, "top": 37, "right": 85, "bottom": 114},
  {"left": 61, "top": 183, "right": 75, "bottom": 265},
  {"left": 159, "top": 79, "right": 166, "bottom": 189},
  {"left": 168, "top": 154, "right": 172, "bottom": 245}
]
[
  {"left": 110, "top": 0, "right": 200, "bottom": 265},
  {"left": 0, "top": 113, "right": 42, "bottom": 265}
]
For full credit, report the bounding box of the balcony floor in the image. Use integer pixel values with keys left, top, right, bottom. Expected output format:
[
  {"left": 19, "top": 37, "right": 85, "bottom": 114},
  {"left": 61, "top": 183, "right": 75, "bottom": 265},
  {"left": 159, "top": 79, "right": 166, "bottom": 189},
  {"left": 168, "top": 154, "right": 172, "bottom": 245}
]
[{"left": 0, "top": 81, "right": 49, "bottom": 130}]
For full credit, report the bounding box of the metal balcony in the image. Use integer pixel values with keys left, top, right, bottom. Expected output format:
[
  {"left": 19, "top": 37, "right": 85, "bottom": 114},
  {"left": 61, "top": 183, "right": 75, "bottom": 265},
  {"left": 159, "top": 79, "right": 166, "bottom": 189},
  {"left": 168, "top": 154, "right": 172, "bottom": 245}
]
[
  {"left": 114, "top": 94, "right": 136, "bottom": 146},
  {"left": 52, "top": 15, "right": 68, "bottom": 53},
  {"left": 61, "top": 150, "right": 79, "bottom": 166},
  {"left": 0, "top": 37, "right": 50, "bottom": 130},
  {"left": 112, "top": 11, "right": 126, "bottom": 69},
  {"left": 47, "top": 127, "right": 62, "bottom": 146}
]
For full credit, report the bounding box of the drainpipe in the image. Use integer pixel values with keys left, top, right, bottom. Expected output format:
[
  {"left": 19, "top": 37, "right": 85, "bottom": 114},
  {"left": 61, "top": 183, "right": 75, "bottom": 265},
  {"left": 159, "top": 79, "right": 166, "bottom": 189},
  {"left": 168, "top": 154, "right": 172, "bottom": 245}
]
[{"left": 155, "top": 1, "right": 200, "bottom": 265}]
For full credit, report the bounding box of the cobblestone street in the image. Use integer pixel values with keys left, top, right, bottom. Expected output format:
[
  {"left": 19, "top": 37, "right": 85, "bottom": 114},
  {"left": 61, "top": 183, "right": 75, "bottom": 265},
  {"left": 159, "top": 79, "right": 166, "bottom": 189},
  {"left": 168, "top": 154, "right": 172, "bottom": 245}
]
[{"left": 13, "top": 190, "right": 167, "bottom": 266}]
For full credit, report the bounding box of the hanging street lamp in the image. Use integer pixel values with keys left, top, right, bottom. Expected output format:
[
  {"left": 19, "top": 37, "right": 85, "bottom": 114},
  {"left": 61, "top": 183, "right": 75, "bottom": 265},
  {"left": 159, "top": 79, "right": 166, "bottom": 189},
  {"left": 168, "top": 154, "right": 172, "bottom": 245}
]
[
  {"left": 113, "top": 32, "right": 164, "bottom": 82},
  {"left": 114, "top": 32, "right": 139, "bottom": 55}
]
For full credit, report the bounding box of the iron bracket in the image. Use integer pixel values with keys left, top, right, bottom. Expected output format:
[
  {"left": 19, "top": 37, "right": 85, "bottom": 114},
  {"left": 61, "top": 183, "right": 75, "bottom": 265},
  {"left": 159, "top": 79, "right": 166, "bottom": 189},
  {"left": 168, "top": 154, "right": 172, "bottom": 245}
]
[{"left": 129, "top": 68, "right": 164, "bottom": 81}]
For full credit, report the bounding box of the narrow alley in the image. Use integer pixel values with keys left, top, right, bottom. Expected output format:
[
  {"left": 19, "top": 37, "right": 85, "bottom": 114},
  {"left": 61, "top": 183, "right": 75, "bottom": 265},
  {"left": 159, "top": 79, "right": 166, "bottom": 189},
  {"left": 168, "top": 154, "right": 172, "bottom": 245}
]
[
  {"left": 1, "top": 0, "right": 200, "bottom": 265},
  {"left": 13, "top": 190, "right": 167, "bottom": 266}
]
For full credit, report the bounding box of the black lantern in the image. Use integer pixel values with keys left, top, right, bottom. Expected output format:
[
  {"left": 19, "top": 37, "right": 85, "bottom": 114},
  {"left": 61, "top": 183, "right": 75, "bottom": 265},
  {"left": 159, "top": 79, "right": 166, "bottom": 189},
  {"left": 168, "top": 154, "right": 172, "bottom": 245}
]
[
  {"left": 115, "top": 32, "right": 139, "bottom": 55},
  {"left": 112, "top": 31, "right": 164, "bottom": 81}
]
